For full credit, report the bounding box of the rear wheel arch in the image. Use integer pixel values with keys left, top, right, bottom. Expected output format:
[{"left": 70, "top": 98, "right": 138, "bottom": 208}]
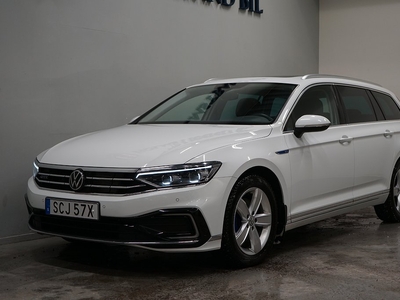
[{"left": 374, "top": 158, "right": 400, "bottom": 223}]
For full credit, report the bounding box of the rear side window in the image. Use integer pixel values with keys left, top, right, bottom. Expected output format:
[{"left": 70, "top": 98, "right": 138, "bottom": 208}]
[
  {"left": 337, "top": 86, "right": 377, "bottom": 123},
  {"left": 371, "top": 91, "right": 400, "bottom": 120}
]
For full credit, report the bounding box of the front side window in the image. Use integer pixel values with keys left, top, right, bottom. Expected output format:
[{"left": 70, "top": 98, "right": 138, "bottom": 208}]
[
  {"left": 135, "top": 83, "right": 296, "bottom": 125},
  {"left": 337, "top": 86, "right": 377, "bottom": 123},
  {"left": 285, "top": 85, "right": 339, "bottom": 131}
]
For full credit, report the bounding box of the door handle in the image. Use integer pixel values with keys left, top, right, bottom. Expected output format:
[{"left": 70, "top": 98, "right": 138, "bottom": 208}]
[
  {"left": 384, "top": 130, "right": 393, "bottom": 138},
  {"left": 339, "top": 135, "right": 353, "bottom": 145}
]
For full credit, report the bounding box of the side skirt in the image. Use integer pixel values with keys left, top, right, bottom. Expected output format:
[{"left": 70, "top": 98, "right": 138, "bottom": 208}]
[{"left": 286, "top": 190, "right": 388, "bottom": 231}]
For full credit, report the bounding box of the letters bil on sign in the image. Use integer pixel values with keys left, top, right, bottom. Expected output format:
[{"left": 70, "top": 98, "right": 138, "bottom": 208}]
[{"left": 204, "top": 0, "right": 263, "bottom": 14}]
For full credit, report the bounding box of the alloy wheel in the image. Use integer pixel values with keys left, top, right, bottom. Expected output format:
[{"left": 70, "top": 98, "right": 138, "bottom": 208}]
[{"left": 233, "top": 187, "right": 272, "bottom": 255}]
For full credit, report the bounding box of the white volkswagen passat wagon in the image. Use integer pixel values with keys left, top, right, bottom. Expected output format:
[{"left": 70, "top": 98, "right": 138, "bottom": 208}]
[{"left": 26, "top": 75, "right": 400, "bottom": 267}]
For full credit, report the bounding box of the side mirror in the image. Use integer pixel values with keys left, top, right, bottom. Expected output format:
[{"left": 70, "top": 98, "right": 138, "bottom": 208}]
[{"left": 294, "top": 115, "right": 331, "bottom": 138}]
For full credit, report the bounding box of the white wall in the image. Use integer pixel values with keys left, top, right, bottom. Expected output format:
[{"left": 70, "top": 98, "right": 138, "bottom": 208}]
[
  {"left": 0, "top": 0, "right": 319, "bottom": 239},
  {"left": 320, "top": 0, "right": 400, "bottom": 97}
]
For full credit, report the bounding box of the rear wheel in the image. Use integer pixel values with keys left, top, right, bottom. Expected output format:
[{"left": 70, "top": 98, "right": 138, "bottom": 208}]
[
  {"left": 374, "top": 162, "right": 400, "bottom": 222},
  {"left": 221, "top": 175, "right": 278, "bottom": 268}
]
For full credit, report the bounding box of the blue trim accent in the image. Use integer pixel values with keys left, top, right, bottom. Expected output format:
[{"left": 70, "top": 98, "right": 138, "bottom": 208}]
[
  {"left": 45, "top": 198, "right": 50, "bottom": 215},
  {"left": 276, "top": 150, "right": 289, "bottom": 155}
]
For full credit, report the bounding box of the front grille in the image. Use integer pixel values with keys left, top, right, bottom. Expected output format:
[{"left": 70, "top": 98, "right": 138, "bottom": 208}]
[{"left": 35, "top": 164, "right": 155, "bottom": 195}]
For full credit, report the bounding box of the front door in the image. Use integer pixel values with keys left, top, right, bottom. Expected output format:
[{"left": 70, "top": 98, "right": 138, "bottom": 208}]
[{"left": 284, "top": 85, "right": 355, "bottom": 224}]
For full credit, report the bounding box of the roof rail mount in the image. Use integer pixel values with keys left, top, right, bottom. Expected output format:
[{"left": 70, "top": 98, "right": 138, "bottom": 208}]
[
  {"left": 204, "top": 78, "right": 222, "bottom": 83},
  {"left": 302, "top": 74, "right": 381, "bottom": 86}
]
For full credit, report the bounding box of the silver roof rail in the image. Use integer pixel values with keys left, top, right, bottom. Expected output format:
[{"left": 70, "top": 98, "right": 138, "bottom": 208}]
[
  {"left": 204, "top": 78, "right": 223, "bottom": 83},
  {"left": 301, "top": 74, "right": 381, "bottom": 87}
]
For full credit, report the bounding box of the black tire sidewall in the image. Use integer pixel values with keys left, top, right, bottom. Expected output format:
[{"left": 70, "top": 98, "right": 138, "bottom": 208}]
[
  {"left": 375, "top": 161, "right": 400, "bottom": 222},
  {"left": 386, "top": 162, "right": 400, "bottom": 221},
  {"left": 221, "top": 175, "right": 278, "bottom": 267}
]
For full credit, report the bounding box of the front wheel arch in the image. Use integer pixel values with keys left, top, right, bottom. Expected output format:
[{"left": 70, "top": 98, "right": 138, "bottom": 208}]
[
  {"left": 220, "top": 174, "right": 278, "bottom": 267},
  {"left": 238, "top": 167, "right": 286, "bottom": 236}
]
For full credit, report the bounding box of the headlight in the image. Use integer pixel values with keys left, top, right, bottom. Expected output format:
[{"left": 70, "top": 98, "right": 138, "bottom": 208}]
[
  {"left": 136, "top": 161, "right": 221, "bottom": 188},
  {"left": 33, "top": 161, "right": 39, "bottom": 178}
]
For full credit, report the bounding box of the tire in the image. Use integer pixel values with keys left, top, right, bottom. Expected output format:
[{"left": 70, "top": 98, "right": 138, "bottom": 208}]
[
  {"left": 374, "top": 162, "right": 400, "bottom": 223},
  {"left": 62, "top": 237, "right": 97, "bottom": 246},
  {"left": 221, "top": 175, "right": 278, "bottom": 268}
]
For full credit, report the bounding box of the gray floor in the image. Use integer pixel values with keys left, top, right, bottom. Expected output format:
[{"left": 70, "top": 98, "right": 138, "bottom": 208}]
[{"left": 1, "top": 207, "right": 399, "bottom": 300}]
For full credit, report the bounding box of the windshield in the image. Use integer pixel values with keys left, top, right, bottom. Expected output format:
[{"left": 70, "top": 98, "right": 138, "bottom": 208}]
[{"left": 134, "top": 83, "right": 297, "bottom": 125}]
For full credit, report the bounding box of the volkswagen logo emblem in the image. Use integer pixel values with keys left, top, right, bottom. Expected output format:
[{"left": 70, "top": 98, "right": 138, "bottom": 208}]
[{"left": 69, "top": 169, "right": 85, "bottom": 191}]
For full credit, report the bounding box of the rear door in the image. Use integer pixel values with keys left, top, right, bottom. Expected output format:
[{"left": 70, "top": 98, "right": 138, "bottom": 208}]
[{"left": 335, "top": 85, "right": 397, "bottom": 203}]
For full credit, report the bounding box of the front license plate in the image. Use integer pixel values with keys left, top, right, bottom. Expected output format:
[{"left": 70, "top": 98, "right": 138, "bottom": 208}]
[{"left": 45, "top": 198, "right": 99, "bottom": 220}]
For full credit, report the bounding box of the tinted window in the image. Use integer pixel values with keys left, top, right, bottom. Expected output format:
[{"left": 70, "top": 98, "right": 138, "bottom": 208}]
[
  {"left": 337, "top": 86, "right": 377, "bottom": 123},
  {"left": 285, "top": 85, "right": 339, "bottom": 131},
  {"left": 371, "top": 91, "right": 400, "bottom": 120},
  {"left": 156, "top": 93, "right": 212, "bottom": 122},
  {"left": 137, "top": 83, "right": 296, "bottom": 125}
]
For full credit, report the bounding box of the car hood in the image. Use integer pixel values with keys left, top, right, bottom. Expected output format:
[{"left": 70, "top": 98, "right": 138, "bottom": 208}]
[{"left": 38, "top": 124, "right": 272, "bottom": 168}]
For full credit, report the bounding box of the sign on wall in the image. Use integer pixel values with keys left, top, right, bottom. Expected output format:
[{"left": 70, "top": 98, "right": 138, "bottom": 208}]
[{"left": 203, "top": 0, "right": 263, "bottom": 14}]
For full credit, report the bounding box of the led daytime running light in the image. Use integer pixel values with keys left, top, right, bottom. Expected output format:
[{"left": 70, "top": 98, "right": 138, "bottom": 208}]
[
  {"left": 136, "top": 162, "right": 221, "bottom": 188},
  {"left": 136, "top": 165, "right": 213, "bottom": 177}
]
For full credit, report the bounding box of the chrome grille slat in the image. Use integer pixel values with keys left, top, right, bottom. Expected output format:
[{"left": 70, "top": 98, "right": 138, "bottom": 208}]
[
  {"left": 35, "top": 165, "right": 153, "bottom": 195},
  {"left": 85, "top": 185, "right": 109, "bottom": 189},
  {"left": 36, "top": 179, "right": 70, "bottom": 186},
  {"left": 86, "top": 177, "right": 134, "bottom": 182},
  {"left": 88, "top": 184, "right": 147, "bottom": 190},
  {"left": 38, "top": 172, "right": 69, "bottom": 178},
  {"left": 86, "top": 177, "right": 114, "bottom": 181}
]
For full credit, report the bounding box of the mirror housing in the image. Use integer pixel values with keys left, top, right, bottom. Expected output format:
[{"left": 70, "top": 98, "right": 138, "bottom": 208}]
[{"left": 294, "top": 115, "right": 331, "bottom": 138}]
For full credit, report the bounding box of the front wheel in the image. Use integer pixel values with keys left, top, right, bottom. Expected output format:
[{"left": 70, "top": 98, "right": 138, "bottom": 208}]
[
  {"left": 374, "top": 162, "right": 400, "bottom": 222},
  {"left": 221, "top": 175, "right": 278, "bottom": 268}
]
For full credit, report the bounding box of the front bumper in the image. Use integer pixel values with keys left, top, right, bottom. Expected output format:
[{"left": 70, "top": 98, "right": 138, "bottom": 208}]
[
  {"left": 25, "top": 176, "right": 233, "bottom": 251},
  {"left": 26, "top": 195, "right": 211, "bottom": 248}
]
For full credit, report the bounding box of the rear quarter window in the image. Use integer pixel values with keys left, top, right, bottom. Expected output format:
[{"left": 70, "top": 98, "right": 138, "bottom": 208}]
[{"left": 371, "top": 91, "right": 400, "bottom": 120}]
